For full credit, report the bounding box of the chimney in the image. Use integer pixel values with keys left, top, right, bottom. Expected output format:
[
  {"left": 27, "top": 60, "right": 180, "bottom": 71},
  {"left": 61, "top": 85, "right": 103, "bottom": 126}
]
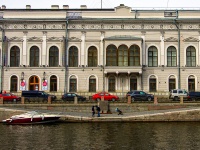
[
  {"left": 51, "top": 5, "right": 59, "bottom": 9},
  {"left": 63, "top": 5, "right": 69, "bottom": 9},
  {"left": 26, "top": 5, "right": 31, "bottom": 9},
  {"left": 2, "top": 5, "right": 6, "bottom": 9},
  {"left": 80, "top": 5, "right": 87, "bottom": 9}
]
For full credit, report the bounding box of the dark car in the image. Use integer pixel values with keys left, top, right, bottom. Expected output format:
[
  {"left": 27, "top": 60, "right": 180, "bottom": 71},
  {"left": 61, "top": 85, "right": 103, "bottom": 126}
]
[
  {"left": 21, "top": 91, "right": 57, "bottom": 101},
  {"left": 62, "top": 93, "right": 86, "bottom": 101},
  {"left": 129, "top": 90, "right": 154, "bottom": 102},
  {"left": 187, "top": 91, "right": 200, "bottom": 101}
]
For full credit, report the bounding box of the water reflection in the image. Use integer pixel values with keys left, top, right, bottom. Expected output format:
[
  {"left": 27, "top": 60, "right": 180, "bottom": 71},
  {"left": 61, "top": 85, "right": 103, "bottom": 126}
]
[{"left": 0, "top": 122, "right": 200, "bottom": 150}]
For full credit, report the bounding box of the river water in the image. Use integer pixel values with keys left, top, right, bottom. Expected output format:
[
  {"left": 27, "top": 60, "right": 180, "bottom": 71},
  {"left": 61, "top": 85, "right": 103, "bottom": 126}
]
[{"left": 0, "top": 122, "right": 200, "bottom": 150}]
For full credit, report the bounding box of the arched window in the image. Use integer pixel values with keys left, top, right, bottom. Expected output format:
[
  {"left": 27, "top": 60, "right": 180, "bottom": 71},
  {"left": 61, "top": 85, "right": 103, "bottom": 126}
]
[
  {"left": 88, "top": 46, "right": 97, "bottom": 67},
  {"left": 169, "top": 75, "right": 176, "bottom": 91},
  {"left": 89, "top": 75, "right": 96, "bottom": 92},
  {"left": 188, "top": 75, "right": 195, "bottom": 92},
  {"left": 106, "top": 45, "right": 117, "bottom": 66},
  {"left": 130, "top": 76, "right": 137, "bottom": 90},
  {"left": 108, "top": 75, "right": 115, "bottom": 92},
  {"left": 69, "top": 75, "right": 77, "bottom": 92},
  {"left": 69, "top": 46, "right": 78, "bottom": 67},
  {"left": 149, "top": 75, "right": 157, "bottom": 92},
  {"left": 10, "top": 46, "right": 20, "bottom": 67},
  {"left": 167, "top": 46, "right": 177, "bottom": 67},
  {"left": 129, "top": 45, "right": 140, "bottom": 66},
  {"left": 186, "top": 46, "right": 196, "bottom": 67},
  {"left": 148, "top": 46, "right": 158, "bottom": 67},
  {"left": 50, "top": 75, "right": 57, "bottom": 92},
  {"left": 30, "top": 46, "right": 39, "bottom": 67},
  {"left": 118, "top": 45, "right": 128, "bottom": 66},
  {"left": 10, "top": 75, "right": 18, "bottom": 92},
  {"left": 49, "top": 46, "right": 59, "bottom": 67}
]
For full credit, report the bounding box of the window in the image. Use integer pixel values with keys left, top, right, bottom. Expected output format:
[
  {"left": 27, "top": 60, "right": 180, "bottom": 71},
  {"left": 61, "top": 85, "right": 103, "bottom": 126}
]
[
  {"left": 50, "top": 75, "right": 57, "bottom": 92},
  {"left": 186, "top": 46, "right": 196, "bottom": 67},
  {"left": 10, "top": 46, "right": 20, "bottom": 67},
  {"left": 49, "top": 46, "right": 59, "bottom": 67},
  {"left": 169, "top": 76, "right": 176, "bottom": 91},
  {"left": 69, "top": 46, "right": 78, "bottom": 67},
  {"left": 89, "top": 76, "right": 96, "bottom": 92},
  {"left": 149, "top": 75, "right": 157, "bottom": 92},
  {"left": 130, "top": 76, "right": 137, "bottom": 90},
  {"left": 167, "top": 46, "right": 177, "bottom": 67},
  {"left": 129, "top": 45, "right": 140, "bottom": 66},
  {"left": 30, "top": 46, "right": 39, "bottom": 67},
  {"left": 106, "top": 45, "right": 117, "bottom": 66},
  {"left": 88, "top": 46, "right": 97, "bottom": 67},
  {"left": 188, "top": 75, "right": 195, "bottom": 92},
  {"left": 10, "top": 76, "right": 18, "bottom": 92},
  {"left": 69, "top": 76, "right": 77, "bottom": 92},
  {"left": 118, "top": 45, "right": 128, "bottom": 66},
  {"left": 108, "top": 76, "right": 115, "bottom": 92},
  {"left": 148, "top": 46, "right": 158, "bottom": 67}
]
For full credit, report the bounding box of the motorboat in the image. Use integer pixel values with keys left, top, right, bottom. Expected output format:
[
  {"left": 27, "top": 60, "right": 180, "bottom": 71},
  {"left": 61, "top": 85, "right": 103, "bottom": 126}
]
[{"left": 2, "top": 111, "right": 61, "bottom": 125}]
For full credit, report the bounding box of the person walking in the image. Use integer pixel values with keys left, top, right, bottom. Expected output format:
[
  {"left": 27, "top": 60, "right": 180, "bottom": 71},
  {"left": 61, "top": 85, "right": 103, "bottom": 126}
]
[
  {"left": 92, "top": 106, "right": 95, "bottom": 117},
  {"left": 96, "top": 105, "right": 101, "bottom": 117}
]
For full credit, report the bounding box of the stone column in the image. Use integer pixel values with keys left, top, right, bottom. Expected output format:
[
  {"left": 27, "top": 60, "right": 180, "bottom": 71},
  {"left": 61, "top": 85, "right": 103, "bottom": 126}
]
[
  {"left": 100, "top": 31, "right": 105, "bottom": 65},
  {"left": 22, "top": 31, "right": 28, "bottom": 66},
  {"left": 160, "top": 31, "right": 165, "bottom": 66},
  {"left": 198, "top": 33, "right": 200, "bottom": 66},
  {"left": 42, "top": 31, "right": 47, "bottom": 66},
  {"left": 141, "top": 31, "right": 146, "bottom": 65},
  {"left": 81, "top": 31, "right": 86, "bottom": 66}
]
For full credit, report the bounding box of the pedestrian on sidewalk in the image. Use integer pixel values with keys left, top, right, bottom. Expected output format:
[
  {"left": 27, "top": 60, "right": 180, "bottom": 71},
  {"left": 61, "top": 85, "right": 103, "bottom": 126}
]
[
  {"left": 96, "top": 105, "right": 101, "bottom": 117},
  {"left": 116, "top": 107, "right": 123, "bottom": 115},
  {"left": 92, "top": 106, "right": 95, "bottom": 117}
]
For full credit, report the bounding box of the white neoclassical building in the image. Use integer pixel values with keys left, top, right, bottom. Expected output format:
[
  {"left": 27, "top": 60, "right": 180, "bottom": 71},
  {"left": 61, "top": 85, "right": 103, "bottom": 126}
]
[{"left": 0, "top": 4, "right": 200, "bottom": 95}]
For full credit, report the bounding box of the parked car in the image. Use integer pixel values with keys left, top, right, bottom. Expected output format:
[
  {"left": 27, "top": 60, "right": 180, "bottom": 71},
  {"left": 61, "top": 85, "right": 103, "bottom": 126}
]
[
  {"left": 169, "top": 89, "right": 188, "bottom": 101},
  {"left": 0, "top": 93, "right": 21, "bottom": 102},
  {"left": 21, "top": 91, "right": 57, "bottom": 101},
  {"left": 187, "top": 91, "right": 200, "bottom": 101},
  {"left": 61, "top": 93, "right": 86, "bottom": 101},
  {"left": 126, "top": 90, "right": 134, "bottom": 99},
  {"left": 128, "top": 90, "right": 154, "bottom": 102},
  {"left": 92, "top": 92, "right": 119, "bottom": 101}
]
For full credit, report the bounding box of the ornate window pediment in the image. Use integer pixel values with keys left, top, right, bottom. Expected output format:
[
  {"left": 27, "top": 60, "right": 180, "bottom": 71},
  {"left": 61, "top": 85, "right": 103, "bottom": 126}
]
[
  {"left": 8, "top": 36, "right": 23, "bottom": 42},
  {"left": 47, "top": 37, "right": 63, "bottom": 42},
  {"left": 183, "top": 37, "right": 199, "bottom": 42},
  {"left": 68, "top": 37, "right": 81, "bottom": 42},
  {"left": 164, "top": 37, "right": 178, "bottom": 42},
  {"left": 27, "top": 36, "right": 42, "bottom": 42}
]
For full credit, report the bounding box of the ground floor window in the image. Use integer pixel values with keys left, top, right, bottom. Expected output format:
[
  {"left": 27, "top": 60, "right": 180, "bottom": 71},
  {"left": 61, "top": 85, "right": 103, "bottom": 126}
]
[
  {"left": 69, "top": 76, "right": 77, "bottom": 92},
  {"left": 149, "top": 75, "right": 157, "bottom": 92},
  {"left": 130, "top": 76, "right": 137, "bottom": 91},
  {"left": 108, "top": 76, "right": 115, "bottom": 92},
  {"left": 50, "top": 75, "right": 57, "bottom": 92},
  {"left": 10, "top": 75, "right": 18, "bottom": 92},
  {"left": 188, "top": 75, "right": 195, "bottom": 92},
  {"left": 89, "top": 76, "right": 96, "bottom": 92},
  {"left": 169, "top": 76, "right": 176, "bottom": 91}
]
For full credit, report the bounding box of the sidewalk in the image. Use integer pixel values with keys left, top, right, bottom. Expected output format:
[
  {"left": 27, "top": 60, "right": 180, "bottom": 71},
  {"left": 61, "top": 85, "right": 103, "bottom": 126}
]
[{"left": 58, "top": 107, "right": 200, "bottom": 122}]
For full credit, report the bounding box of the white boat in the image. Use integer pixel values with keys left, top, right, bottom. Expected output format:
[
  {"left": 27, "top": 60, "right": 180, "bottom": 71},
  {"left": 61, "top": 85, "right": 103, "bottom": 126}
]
[{"left": 2, "top": 111, "right": 61, "bottom": 125}]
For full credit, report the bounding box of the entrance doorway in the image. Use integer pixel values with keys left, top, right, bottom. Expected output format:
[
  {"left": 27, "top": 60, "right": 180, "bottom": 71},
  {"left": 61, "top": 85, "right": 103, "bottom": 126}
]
[{"left": 29, "top": 76, "right": 40, "bottom": 90}]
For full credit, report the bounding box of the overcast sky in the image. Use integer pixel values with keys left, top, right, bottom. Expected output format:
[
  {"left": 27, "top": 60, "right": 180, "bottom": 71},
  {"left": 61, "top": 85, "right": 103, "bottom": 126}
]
[{"left": 1, "top": 0, "right": 200, "bottom": 9}]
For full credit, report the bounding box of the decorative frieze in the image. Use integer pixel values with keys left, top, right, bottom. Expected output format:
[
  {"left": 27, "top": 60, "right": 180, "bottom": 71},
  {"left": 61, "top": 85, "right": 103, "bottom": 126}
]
[{"left": 4, "top": 23, "right": 65, "bottom": 30}]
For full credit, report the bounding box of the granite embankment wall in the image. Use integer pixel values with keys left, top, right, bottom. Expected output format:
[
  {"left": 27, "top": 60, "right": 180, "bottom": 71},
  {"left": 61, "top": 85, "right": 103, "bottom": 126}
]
[{"left": 1, "top": 103, "right": 200, "bottom": 122}]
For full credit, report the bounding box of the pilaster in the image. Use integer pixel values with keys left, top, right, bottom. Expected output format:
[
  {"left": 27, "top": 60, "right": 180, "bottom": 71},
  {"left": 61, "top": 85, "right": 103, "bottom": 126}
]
[
  {"left": 81, "top": 31, "right": 86, "bottom": 66},
  {"left": 42, "top": 31, "right": 47, "bottom": 65},
  {"left": 22, "top": 31, "right": 27, "bottom": 66}
]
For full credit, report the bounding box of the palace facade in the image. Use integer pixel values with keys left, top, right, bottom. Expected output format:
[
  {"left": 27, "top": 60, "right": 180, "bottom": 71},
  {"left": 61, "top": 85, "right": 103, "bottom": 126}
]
[{"left": 0, "top": 4, "right": 200, "bottom": 95}]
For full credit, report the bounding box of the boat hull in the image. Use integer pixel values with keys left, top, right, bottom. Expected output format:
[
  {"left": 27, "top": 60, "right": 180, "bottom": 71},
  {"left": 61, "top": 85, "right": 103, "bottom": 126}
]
[{"left": 2, "top": 111, "right": 61, "bottom": 125}]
